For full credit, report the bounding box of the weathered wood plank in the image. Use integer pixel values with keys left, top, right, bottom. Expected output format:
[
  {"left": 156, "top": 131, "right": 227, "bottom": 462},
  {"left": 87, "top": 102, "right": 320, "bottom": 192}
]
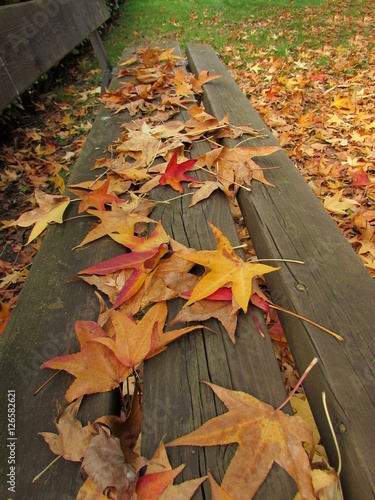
[
  {"left": 0, "top": 0, "right": 109, "bottom": 111},
  {"left": 0, "top": 73, "right": 125, "bottom": 498},
  {"left": 140, "top": 47, "right": 297, "bottom": 498},
  {"left": 186, "top": 43, "right": 375, "bottom": 499}
]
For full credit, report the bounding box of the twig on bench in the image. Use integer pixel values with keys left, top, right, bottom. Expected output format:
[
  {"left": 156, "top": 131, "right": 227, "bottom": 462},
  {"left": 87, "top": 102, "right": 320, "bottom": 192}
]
[
  {"left": 277, "top": 357, "right": 319, "bottom": 411},
  {"left": 33, "top": 370, "right": 62, "bottom": 396},
  {"left": 269, "top": 301, "right": 344, "bottom": 342}
]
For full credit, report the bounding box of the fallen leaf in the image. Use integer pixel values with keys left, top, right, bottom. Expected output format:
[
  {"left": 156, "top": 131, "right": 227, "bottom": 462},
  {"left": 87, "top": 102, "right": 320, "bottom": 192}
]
[
  {"left": 39, "top": 397, "right": 95, "bottom": 461},
  {"left": 77, "top": 477, "right": 108, "bottom": 499},
  {"left": 167, "top": 382, "right": 315, "bottom": 499},
  {"left": 41, "top": 321, "right": 131, "bottom": 402},
  {"left": 323, "top": 190, "right": 359, "bottom": 214},
  {"left": 159, "top": 149, "right": 199, "bottom": 193},
  {"left": 73, "top": 200, "right": 154, "bottom": 249},
  {"left": 176, "top": 223, "right": 278, "bottom": 312},
  {"left": 207, "top": 471, "right": 232, "bottom": 500},
  {"left": 68, "top": 178, "right": 125, "bottom": 213},
  {"left": 171, "top": 291, "right": 240, "bottom": 343},
  {"left": 12, "top": 190, "right": 70, "bottom": 244},
  {"left": 0, "top": 300, "right": 10, "bottom": 335},
  {"left": 136, "top": 439, "right": 207, "bottom": 500},
  {"left": 188, "top": 70, "right": 222, "bottom": 93},
  {"left": 82, "top": 429, "right": 138, "bottom": 500}
]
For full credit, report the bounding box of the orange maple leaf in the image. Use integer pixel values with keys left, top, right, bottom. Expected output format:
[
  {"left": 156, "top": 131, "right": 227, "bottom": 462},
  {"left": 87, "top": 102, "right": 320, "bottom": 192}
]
[
  {"left": 69, "top": 178, "right": 125, "bottom": 213},
  {"left": 167, "top": 382, "right": 315, "bottom": 500},
  {"left": 136, "top": 439, "right": 207, "bottom": 499},
  {"left": 176, "top": 223, "right": 278, "bottom": 312},
  {"left": 188, "top": 70, "right": 222, "bottom": 93},
  {"left": 41, "top": 321, "right": 131, "bottom": 402},
  {"left": 99, "top": 301, "right": 204, "bottom": 362},
  {"left": 73, "top": 199, "right": 154, "bottom": 249}
]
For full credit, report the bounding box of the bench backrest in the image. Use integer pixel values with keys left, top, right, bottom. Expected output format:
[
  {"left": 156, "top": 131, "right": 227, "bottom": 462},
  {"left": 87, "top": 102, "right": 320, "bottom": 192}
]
[{"left": 0, "top": 0, "right": 109, "bottom": 112}]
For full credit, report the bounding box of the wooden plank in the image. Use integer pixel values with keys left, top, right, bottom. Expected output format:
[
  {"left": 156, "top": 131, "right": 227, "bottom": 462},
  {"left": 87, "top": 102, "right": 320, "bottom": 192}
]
[
  {"left": 140, "top": 46, "right": 297, "bottom": 498},
  {"left": 0, "top": 0, "right": 109, "bottom": 111},
  {"left": 186, "top": 43, "right": 375, "bottom": 499},
  {"left": 0, "top": 72, "right": 125, "bottom": 498}
]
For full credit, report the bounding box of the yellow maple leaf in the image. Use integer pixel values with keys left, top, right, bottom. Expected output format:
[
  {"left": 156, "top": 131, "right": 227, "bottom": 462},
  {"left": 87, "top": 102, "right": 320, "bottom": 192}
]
[
  {"left": 176, "top": 223, "right": 278, "bottom": 312},
  {"left": 12, "top": 190, "right": 70, "bottom": 244},
  {"left": 323, "top": 190, "right": 359, "bottom": 215}
]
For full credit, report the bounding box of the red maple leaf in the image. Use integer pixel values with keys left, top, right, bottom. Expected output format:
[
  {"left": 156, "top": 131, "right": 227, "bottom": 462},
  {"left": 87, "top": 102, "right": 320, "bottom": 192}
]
[
  {"left": 349, "top": 168, "right": 371, "bottom": 186},
  {"left": 159, "top": 150, "right": 200, "bottom": 193}
]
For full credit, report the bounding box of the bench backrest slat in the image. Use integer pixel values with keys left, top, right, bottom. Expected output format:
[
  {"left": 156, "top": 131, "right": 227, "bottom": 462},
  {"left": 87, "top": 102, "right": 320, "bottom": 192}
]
[{"left": 0, "top": 0, "right": 109, "bottom": 112}]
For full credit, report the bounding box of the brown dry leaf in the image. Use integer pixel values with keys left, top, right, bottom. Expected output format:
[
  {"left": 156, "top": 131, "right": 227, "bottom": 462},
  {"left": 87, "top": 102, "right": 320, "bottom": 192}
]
[
  {"left": 167, "top": 382, "right": 315, "bottom": 499},
  {"left": 77, "top": 477, "right": 109, "bottom": 500},
  {"left": 39, "top": 397, "right": 95, "bottom": 462},
  {"left": 190, "top": 146, "right": 279, "bottom": 204},
  {"left": 12, "top": 190, "right": 70, "bottom": 244},
  {"left": 170, "top": 297, "right": 240, "bottom": 344},
  {"left": 82, "top": 429, "right": 139, "bottom": 500}
]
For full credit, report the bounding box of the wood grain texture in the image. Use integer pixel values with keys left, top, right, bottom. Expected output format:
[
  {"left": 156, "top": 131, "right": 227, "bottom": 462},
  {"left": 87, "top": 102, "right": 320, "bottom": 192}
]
[
  {"left": 140, "top": 46, "right": 297, "bottom": 499},
  {"left": 186, "top": 43, "right": 375, "bottom": 499},
  {"left": 0, "top": 0, "right": 109, "bottom": 111},
  {"left": 0, "top": 69, "right": 125, "bottom": 498}
]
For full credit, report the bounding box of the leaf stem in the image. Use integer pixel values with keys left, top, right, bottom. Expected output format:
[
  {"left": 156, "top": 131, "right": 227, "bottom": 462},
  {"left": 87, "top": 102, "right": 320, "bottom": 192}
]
[
  {"left": 277, "top": 357, "right": 319, "bottom": 411},
  {"left": 269, "top": 301, "right": 344, "bottom": 342},
  {"left": 322, "top": 391, "right": 342, "bottom": 476},
  {"left": 196, "top": 165, "right": 252, "bottom": 192},
  {"left": 248, "top": 257, "right": 305, "bottom": 265},
  {"left": 34, "top": 370, "right": 62, "bottom": 396},
  {"left": 153, "top": 192, "right": 193, "bottom": 204},
  {"left": 32, "top": 453, "right": 63, "bottom": 483}
]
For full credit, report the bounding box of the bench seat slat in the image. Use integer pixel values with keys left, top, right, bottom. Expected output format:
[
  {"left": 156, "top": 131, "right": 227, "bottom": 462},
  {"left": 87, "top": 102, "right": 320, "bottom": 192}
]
[
  {"left": 186, "top": 42, "right": 375, "bottom": 500},
  {"left": 141, "top": 45, "right": 297, "bottom": 499},
  {"left": 0, "top": 76, "right": 127, "bottom": 498}
]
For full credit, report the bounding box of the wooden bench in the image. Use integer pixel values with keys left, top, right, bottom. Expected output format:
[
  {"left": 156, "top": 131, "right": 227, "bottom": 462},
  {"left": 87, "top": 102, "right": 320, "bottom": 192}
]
[
  {"left": 0, "top": 0, "right": 112, "bottom": 112},
  {"left": 0, "top": 42, "right": 374, "bottom": 499}
]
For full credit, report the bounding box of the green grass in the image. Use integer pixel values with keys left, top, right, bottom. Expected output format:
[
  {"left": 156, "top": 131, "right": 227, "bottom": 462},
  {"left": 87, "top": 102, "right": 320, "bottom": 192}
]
[{"left": 101, "top": 0, "right": 373, "bottom": 70}]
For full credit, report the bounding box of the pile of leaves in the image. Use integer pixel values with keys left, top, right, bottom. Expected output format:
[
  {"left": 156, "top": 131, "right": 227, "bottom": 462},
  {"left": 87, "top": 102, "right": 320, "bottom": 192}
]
[{"left": 2, "top": 46, "right": 343, "bottom": 498}]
